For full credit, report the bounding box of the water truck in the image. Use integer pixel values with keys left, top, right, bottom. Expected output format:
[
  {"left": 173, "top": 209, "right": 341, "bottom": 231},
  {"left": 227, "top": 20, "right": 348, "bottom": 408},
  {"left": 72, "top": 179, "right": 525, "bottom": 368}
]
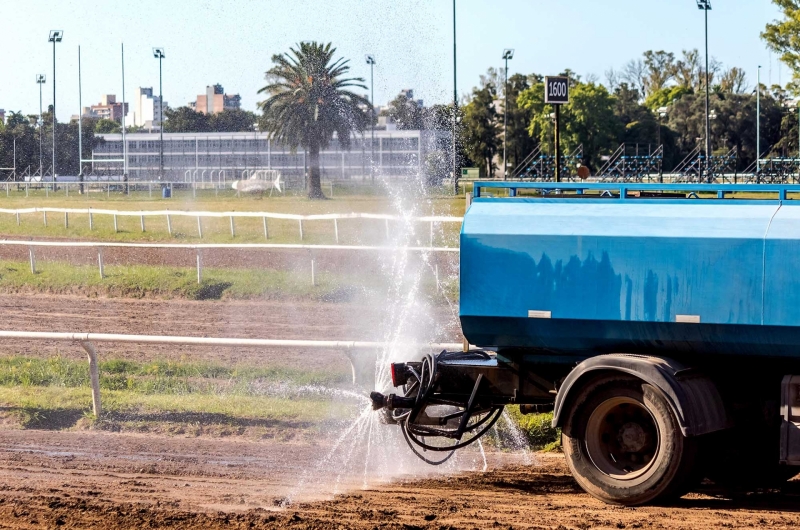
[{"left": 370, "top": 182, "right": 800, "bottom": 506}]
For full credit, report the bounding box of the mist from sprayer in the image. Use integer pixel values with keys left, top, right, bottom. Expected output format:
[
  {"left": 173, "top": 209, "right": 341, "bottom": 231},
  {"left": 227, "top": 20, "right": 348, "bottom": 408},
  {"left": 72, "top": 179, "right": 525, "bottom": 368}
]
[{"left": 279, "top": 165, "right": 535, "bottom": 505}]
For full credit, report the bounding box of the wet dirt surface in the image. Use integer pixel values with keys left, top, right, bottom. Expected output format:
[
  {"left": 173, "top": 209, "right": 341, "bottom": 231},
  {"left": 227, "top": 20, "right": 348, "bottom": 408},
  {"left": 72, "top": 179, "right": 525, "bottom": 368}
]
[
  {"left": 0, "top": 429, "right": 799, "bottom": 529},
  {"left": 0, "top": 295, "right": 800, "bottom": 528},
  {"left": 0, "top": 293, "right": 460, "bottom": 370}
]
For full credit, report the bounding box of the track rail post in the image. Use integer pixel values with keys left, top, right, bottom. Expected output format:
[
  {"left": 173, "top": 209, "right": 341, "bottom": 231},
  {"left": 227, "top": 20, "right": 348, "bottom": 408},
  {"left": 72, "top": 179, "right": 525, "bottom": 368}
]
[
  {"left": 197, "top": 216, "right": 203, "bottom": 239},
  {"left": 28, "top": 247, "right": 36, "bottom": 274},
  {"left": 140, "top": 215, "right": 145, "bottom": 233},
  {"left": 166, "top": 213, "right": 172, "bottom": 235},
  {"left": 299, "top": 220, "right": 304, "bottom": 240},
  {"left": 334, "top": 219, "right": 339, "bottom": 243},
  {"left": 15, "top": 212, "right": 20, "bottom": 226},
  {"left": 97, "top": 247, "right": 104, "bottom": 279},
  {"left": 80, "top": 341, "right": 102, "bottom": 417},
  {"left": 43, "top": 211, "right": 47, "bottom": 227},
  {"left": 196, "top": 249, "right": 203, "bottom": 284},
  {"left": 64, "top": 212, "right": 69, "bottom": 228},
  {"left": 230, "top": 216, "right": 236, "bottom": 238},
  {"left": 262, "top": 217, "right": 268, "bottom": 240},
  {"left": 89, "top": 208, "right": 93, "bottom": 230}
]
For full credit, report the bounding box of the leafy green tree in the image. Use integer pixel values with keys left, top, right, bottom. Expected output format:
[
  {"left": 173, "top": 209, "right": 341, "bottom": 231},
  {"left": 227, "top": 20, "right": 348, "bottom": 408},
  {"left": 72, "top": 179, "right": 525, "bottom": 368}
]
[
  {"left": 209, "top": 109, "right": 258, "bottom": 132},
  {"left": 644, "top": 85, "right": 693, "bottom": 111},
  {"left": 383, "top": 92, "right": 424, "bottom": 130},
  {"left": 520, "top": 80, "right": 619, "bottom": 170},
  {"left": 164, "top": 107, "right": 210, "bottom": 133},
  {"left": 763, "top": 1, "right": 800, "bottom": 91},
  {"left": 461, "top": 83, "right": 499, "bottom": 177},
  {"left": 258, "top": 41, "right": 371, "bottom": 199},
  {"left": 95, "top": 118, "right": 121, "bottom": 134}
]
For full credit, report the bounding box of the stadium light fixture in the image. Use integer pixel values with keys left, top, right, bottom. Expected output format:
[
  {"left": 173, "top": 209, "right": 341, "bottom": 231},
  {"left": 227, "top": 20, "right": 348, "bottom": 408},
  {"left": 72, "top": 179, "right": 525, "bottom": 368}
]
[
  {"left": 365, "top": 55, "right": 376, "bottom": 183},
  {"left": 502, "top": 49, "right": 515, "bottom": 179},
  {"left": 48, "top": 30, "right": 63, "bottom": 182},
  {"left": 696, "top": 0, "right": 712, "bottom": 181},
  {"left": 152, "top": 48, "right": 165, "bottom": 179}
]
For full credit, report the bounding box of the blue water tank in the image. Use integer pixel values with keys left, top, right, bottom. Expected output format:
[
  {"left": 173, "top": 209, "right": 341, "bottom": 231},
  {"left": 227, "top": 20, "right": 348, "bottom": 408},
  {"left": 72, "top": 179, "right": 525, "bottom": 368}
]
[{"left": 460, "top": 195, "right": 800, "bottom": 359}]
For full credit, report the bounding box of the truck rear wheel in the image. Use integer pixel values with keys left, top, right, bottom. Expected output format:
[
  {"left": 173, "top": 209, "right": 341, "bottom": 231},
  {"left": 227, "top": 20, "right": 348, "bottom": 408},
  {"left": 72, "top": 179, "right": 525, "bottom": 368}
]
[{"left": 562, "top": 374, "right": 698, "bottom": 506}]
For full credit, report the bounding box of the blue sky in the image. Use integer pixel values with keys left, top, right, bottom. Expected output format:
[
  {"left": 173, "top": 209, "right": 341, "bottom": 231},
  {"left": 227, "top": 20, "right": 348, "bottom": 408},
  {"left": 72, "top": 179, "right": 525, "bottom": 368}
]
[{"left": 0, "top": 0, "right": 785, "bottom": 121}]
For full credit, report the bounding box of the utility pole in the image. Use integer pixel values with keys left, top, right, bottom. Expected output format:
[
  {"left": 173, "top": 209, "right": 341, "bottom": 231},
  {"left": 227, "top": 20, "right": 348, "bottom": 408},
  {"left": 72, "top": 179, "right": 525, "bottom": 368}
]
[
  {"left": 502, "top": 49, "right": 514, "bottom": 180},
  {"left": 757, "top": 65, "right": 761, "bottom": 178},
  {"left": 122, "top": 43, "right": 128, "bottom": 180},
  {"left": 78, "top": 45, "right": 83, "bottom": 192}
]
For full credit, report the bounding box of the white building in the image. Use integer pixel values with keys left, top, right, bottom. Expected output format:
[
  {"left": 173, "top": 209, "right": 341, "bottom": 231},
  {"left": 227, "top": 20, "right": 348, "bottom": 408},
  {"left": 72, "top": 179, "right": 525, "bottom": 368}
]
[{"left": 126, "top": 87, "right": 168, "bottom": 131}]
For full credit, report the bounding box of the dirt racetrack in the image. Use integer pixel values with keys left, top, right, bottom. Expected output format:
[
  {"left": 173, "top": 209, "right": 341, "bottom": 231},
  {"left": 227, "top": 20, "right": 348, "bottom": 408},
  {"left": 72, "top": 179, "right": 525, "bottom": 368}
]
[
  {"left": 1, "top": 294, "right": 800, "bottom": 528},
  {"left": 0, "top": 429, "right": 799, "bottom": 529}
]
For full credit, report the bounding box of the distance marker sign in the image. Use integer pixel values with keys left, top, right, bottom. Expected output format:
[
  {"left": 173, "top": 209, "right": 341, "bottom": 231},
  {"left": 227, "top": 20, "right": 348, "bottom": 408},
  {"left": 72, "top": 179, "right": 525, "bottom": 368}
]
[{"left": 545, "top": 76, "right": 569, "bottom": 104}]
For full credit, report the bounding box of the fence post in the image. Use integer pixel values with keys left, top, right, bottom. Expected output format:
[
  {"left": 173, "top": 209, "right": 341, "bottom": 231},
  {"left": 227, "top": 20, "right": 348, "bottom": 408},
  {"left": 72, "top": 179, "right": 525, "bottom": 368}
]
[
  {"left": 107, "top": 183, "right": 110, "bottom": 198},
  {"left": 5, "top": 182, "right": 7, "bottom": 197},
  {"left": 197, "top": 216, "right": 203, "bottom": 239},
  {"left": 140, "top": 215, "right": 145, "bottom": 232},
  {"left": 334, "top": 219, "right": 339, "bottom": 243},
  {"left": 15, "top": 212, "right": 20, "bottom": 226},
  {"left": 97, "top": 247, "right": 105, "bottom": 279},
  {"left": 262, "top": 217, "right": 269, "bottom": 240},
  {"left": 65, "top": 182, "right": 69, "bottom": 197},
  {"left": 230, "top": 216, "right": 236, "bottom": 237},
  {"left": 113, "top": 214, "right": 118, "bottom": 232},
  {"left": 311, "top": 255, "right": 316, "bottom": 286},
  {"left": 25, "top": 183, "right": 28, "bottom": 197},
  {"left": 148, "top": 183, "right": 152, "bottom": 198},
  {"left": 166, "top": 213, "right": 172, "bottom": 235},
  {"left": 43, "top": 211, "right": 47, "bottom": 227},
  {"left": 330, "top": 181, "right": 334, "bottom": 197},
  {"left": 80, "top": 341, "right": 102, "bottom": 417},
  {"left": 89, "top": 208, "right": 93, "bottom": 230},
  {"left": 196, "top": 249, "right": 203, "bottom": 284},
  {"left": 64, "top": 212, "right": 69, "bottom": 228},
  {"left": 27, "top": 246, "right": 37, "bottom": 273},
  {"left": 299, "top": 220, "right": 304, "bottom": 240}
]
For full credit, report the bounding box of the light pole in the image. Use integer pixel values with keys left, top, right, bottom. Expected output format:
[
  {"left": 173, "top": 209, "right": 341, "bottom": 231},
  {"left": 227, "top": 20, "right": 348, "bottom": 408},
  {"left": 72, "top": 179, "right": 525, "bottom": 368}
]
[
  {"left": 696, "top": 0, "right": 712, "bottom": 182},
  {"left": 657, "top": 106, "right": 668, "bottom": 182},
  {"left": 153, "top": 47, "right": 166, "bottom": 179},
  {"left": 365, "top": 54, "right": 376, "bottom": 183},
  {"left": 757, "top": 65, "right": 762, "bottom": 175},
  {"left": 502, "top": 49, "right": 514, "bottom": 180},
  {"left": 48, "top": 30, "right": 63, "bottom": 182},
  {"left": 452, "top": 0, "right": 458, "bottom": 194},
  {"left": 36, "top": 75, "right": 45, "bottom": 177}
]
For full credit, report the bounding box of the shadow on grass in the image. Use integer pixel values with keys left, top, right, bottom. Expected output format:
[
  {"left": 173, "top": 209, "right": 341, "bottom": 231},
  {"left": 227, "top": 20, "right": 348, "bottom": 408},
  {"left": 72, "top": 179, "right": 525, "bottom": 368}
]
[
  {"left": 189, "top": 281, "right": 233, "bottom": 300},
  {"left": 0, "top": 406, "right": 87, "bottom": 430}
]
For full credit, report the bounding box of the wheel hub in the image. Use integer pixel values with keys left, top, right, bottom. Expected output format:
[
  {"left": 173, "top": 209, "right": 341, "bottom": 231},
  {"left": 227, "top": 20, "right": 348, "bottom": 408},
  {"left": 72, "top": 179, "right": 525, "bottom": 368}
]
[{"left": 618, "top": 421, "right": 647, "bottom": 453}]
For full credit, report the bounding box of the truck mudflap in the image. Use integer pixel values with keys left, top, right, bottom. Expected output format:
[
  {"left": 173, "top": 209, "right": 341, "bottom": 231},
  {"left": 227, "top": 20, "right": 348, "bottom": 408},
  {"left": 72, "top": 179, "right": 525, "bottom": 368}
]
[{"left": 552, "top": 354, "right": 731, "bottom": 437}]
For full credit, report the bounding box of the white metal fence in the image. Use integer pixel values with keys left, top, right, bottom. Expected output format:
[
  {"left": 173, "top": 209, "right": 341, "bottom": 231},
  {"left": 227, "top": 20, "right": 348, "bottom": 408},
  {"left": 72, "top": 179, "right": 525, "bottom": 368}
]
[
  {"left": 0, "top": 330, "right": 466, "bottom": 416},
  {"left": 0, "top": 206, "right": 462, "bottom": 243}
]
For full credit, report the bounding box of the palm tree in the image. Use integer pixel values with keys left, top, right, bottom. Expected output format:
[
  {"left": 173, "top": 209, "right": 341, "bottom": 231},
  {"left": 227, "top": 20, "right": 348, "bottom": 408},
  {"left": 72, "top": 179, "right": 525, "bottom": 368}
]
[{"left": 258, "top": 42, "right": 371, "bottom": 199}]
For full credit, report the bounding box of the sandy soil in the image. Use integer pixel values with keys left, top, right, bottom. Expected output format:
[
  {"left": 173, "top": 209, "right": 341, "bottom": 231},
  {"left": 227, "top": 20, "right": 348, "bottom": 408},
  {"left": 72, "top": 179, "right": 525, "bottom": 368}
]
[
  {"left": 0, "top": 429, "right": 798, "bottom": 529},
  {"left": 0, "top": 295, "right": 799, "bottom": 528},
  {"left": 0, "top": 293, "right": 461, "bottom": 371}
]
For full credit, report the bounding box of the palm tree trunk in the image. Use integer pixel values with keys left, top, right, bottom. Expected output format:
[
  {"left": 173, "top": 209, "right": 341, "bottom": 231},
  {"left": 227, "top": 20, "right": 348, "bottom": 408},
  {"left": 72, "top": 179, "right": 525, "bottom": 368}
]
[{"left": 307, "top": 142, "right": 325, "bottom": 199}]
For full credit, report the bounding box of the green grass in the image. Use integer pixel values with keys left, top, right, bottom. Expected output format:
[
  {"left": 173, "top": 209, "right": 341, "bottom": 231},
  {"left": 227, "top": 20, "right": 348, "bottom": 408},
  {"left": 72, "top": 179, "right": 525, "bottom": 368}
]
[
  {"left": 499, "top": 407, "right": 561, "bottom": 451},
  {"left": 0, "top": 259, "right": 373, "bottom": 301},
  {"left": 0, "top": 189, "right": 465, "bottom": 245},
  {"left": 0, "top": 356, "right": 357, "bottom": 436}
]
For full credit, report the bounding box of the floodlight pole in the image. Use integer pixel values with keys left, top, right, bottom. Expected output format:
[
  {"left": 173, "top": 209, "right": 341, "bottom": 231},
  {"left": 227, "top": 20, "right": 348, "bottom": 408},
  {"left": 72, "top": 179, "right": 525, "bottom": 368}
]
[
  {"left": 159, "top": 54, "right": 164, "bottom": 178},
  {"left": 757, "top": 65, "right": 761, "bottom": 177},
  {"left": 78, "top": 45, "right": 83, "bottom": 191},
  {"left": 153, "top": 48, "right": 165, "bottom": 180},
  {"left": 49, "top": 31, "right": 62, "bottom": 182},
  {"left": 696, "top": 1, "right": 712, "bottom": 183},
  {"left": 122, "top": 43, "right": 127, "bottom": 179},
  {"left": 365, "top": 55, "right": 376, "bottom": 184},
  {"left": 502, "top": 50, "right": 513, "bottom": 180},
  {"left": 452, "top": 0, "right": 458, "bottom": 194},
  {"left": 36, "top": 75, "right": 45, "bottom": 178}
]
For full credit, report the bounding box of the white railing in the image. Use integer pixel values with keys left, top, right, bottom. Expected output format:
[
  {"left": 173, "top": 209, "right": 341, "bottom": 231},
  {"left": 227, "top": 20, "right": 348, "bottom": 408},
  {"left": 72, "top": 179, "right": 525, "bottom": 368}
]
[
  {"left": 0, "top": 238, "right": 458, "bottom": 284},
  {"left": 1, "top": 206, "right": 462, "bottom": 243},
  {"left": 0, "top": 330, "right": 465, "bottom": 416}
]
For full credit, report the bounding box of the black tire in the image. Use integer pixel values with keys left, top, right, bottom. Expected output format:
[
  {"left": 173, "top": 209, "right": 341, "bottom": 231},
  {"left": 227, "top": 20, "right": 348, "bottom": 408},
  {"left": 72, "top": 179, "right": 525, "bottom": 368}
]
[{"left": 562, "top": 374, "right": 698, "bottom": 506}]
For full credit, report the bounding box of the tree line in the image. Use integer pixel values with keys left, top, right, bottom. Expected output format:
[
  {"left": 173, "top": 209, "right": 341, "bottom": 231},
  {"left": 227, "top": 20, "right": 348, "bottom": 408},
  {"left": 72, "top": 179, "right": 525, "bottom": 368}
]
[{"left": 456, "top": 48, "right": 797, "bottom": 178}]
